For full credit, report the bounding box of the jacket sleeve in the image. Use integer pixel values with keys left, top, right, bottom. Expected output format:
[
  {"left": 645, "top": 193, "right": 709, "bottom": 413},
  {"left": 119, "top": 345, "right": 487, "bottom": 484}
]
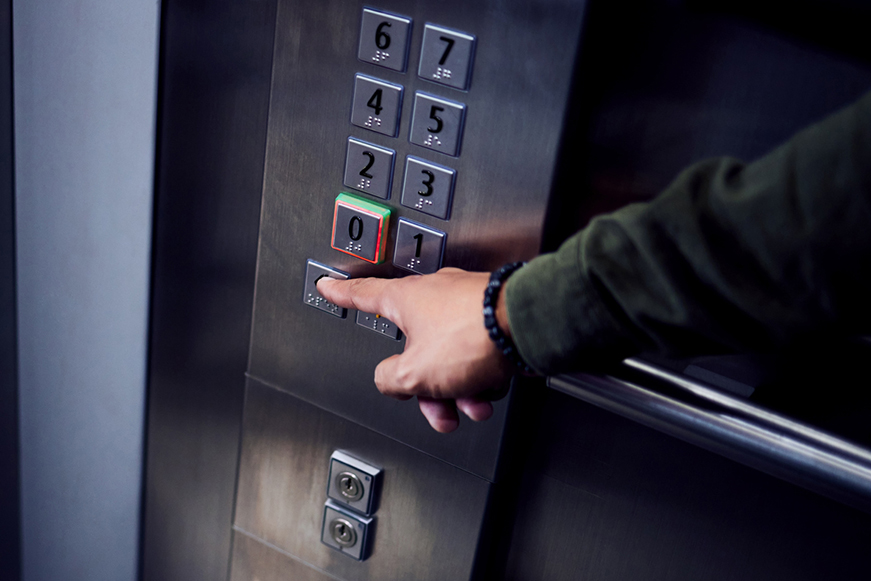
[{"left": 505, "top": 90, "right": 871, "bottom": 375}]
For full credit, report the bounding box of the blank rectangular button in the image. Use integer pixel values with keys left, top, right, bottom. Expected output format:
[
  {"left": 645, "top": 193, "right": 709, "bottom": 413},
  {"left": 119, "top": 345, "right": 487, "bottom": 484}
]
[
  {"left": 418, "top": 24, "right": 476, "bottom": 90},
  {"left": 344, "top": 138, "right": 395, "bottom": 200},
  {"left": 401, "top": 156, "right": 455, "bottom": 220},
  {"left": 351, "top": 74, "right": 404, "bottom": 137},
  {"left": 393, "top": 218, "right": 445, "bottom": 275},
  {"left": 358, "top": 8, "right": 412, "bottom": 72},
  {"left": 303, "top": 260, "right": 350, "bottom": 318},
  {"left": 356, "top": 311, "right": 402, "bottom": 340},
  {"left": 409, "top": 93, "right": 465, "bottom": 156}
]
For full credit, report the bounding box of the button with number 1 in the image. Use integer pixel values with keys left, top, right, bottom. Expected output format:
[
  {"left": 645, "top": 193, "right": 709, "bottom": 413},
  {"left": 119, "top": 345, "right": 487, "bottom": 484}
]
[{"left": 393, "top": 218, "right": 445, "bottom": 275}]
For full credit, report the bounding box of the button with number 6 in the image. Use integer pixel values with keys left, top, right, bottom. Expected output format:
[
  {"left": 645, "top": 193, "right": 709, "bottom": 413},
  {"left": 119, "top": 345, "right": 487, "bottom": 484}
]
[
  {"left": 401, "top": 156, "right": 455, "bottom": 220},
  {"left": 393, "top": 218, "right": 445, "bottom": 275},
  {"left": 357, "top": 8, "right": 412, "bottom": 72}
]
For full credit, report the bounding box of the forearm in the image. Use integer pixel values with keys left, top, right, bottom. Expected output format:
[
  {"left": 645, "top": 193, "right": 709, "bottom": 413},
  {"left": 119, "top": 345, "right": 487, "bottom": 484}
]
[{"left": 507, "top": 90, "right": 871, "bottom": 375}]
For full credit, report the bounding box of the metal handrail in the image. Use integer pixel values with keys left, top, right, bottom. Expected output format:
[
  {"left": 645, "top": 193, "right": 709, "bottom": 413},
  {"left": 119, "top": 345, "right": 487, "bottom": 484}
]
[{"left": 548, "top": 358, "right": 871, "bottom": 514}]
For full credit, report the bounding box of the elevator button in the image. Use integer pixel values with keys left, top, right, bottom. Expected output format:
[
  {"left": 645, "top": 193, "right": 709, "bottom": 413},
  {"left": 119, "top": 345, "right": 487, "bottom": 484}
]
[
  {"left": 409, "top": 93, "right": 466, "bottom": 157},
  {"left": 327, "top": 450, "right": 382, "bottom": 516},
  {"left": 358, "top": 8, "right": 412, "bottom": 73},
  {"left": 418, "top": 24, "right": 476, "bottom": 90},
  {"left": 321, "top": 500, "right": 373, "bottom": 561},
  {"left": 343, "top": 138, "right": 395, "bottom": 200},
  {"left": 356, "top": 311, "right": 402, "bottom": 340},
  {"left": 401, "top": 156, "right": 456, "bottom": 220},
  {"left": 331, "top": 193, "right": 391, "bottom": 264},
  {"left": 303, "top": 260, "right": 350, "bottom": 318},
  {"left": 393, "top": 218, "right": 445, "bottom": 275},
  {"left": 351, "top": 74, "right": 404, "bottom": 137}
]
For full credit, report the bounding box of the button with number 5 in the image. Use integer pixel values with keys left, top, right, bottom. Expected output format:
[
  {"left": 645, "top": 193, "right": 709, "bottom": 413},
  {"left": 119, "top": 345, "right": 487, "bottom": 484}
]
[
  {"left": 351, "top": 74, "right": 404, "bottom": 138},
  {"left": 401, "top": 156, "right": 455, "bottom": 220},
  {"left": 358, "top": 8, "right": 412, "bottom": 72},
  {"left": 393, "top": 218, "right": 445, "bottom": 275},
  {"left": 409, "top": 92, "right": 466, "bottom": 156}
]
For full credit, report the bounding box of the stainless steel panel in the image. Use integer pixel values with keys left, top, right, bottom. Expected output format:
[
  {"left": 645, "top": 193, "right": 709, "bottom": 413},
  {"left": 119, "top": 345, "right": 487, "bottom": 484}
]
[
  {"left": 503, "top": 389, "right": 871, "bottom": 581},
  {"left": 233, "top": 378, "right": 492, "bottom": 581},
  {"left": 230, "top": 530, "right": 334, "bottom": 581},
  {"left": 248, "top": 0, "right": 588, "bottom": 480},
  {"left": 141, "top": 1, "right": 277, "bottom": 580}
]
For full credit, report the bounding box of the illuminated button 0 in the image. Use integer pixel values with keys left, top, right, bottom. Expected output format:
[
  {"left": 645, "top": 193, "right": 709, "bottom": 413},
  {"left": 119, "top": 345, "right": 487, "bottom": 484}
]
[{"left": 331, "top": 193, "right": 391, "bottom": 264}]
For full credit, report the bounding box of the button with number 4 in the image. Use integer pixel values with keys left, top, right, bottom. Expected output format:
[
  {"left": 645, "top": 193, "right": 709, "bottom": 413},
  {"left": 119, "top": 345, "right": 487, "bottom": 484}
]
[
  {"left": 358, "top": 8, "right": 412, "bottom": 72},
  {"left": 393, "top": 218, "right": 445, "bottom": 275},
  {"left": 344, "top": 138, "right": 395, "bottom": 200},
  {"left": 401, "top": 156, "right": 455, "bottom": 220},
  {"left": 409, "top": 92, "right": 466, "bottom": 157},
  {"left": 418, "top": 24, "right": 476, "bottom": 90},
  {"left": 351, "top": 74, "right": 403, "bottom": 138}
]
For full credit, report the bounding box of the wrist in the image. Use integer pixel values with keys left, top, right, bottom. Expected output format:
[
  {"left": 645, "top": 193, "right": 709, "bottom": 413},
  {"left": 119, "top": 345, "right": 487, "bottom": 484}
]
[{"left": 483, "top": 262, "right": 532, "bottom": 374}]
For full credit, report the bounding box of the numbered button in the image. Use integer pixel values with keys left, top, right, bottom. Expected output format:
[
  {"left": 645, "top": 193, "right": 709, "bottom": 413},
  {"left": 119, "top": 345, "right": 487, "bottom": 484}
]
[
  {"left": 409, "top": 93, "right": 466, "bottom": 156},
  {"left": 418, "top": 24, "right": 476, "bottom": 90},
  {"left": 393, "top": 218, "right": 445, "bottom": 275},
  {"left": 344, "top": 138, "right": 395, "bottom": 199},
  {"left": 358, "top": 8, "right": 412, "bottom": 72},
  {"left": 351, "top": 74, "right": 403, "bottom": 137},
  {"left": 331, "top": 193, "right": 392, "bottom": 264},
  {"left": 401, "top": 156, "right": 455, "bottom": 220}
]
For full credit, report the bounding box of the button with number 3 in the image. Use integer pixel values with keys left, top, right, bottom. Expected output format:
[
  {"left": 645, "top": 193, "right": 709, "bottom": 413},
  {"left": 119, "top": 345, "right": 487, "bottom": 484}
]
[
  {"left": 401, "top": 156, "right": 455, "bottom": 219},
  {"left": 393, "top": 218, "right": 445, "bottom": 275}
]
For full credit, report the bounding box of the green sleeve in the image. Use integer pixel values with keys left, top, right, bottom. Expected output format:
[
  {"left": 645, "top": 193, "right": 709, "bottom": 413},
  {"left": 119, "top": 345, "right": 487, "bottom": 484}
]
[{"left": 505, "top": 90, "right": 871, "bottom": 375}]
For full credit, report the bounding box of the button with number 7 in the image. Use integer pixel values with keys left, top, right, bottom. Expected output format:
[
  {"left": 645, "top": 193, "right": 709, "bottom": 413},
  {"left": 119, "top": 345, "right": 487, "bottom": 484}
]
[{"left": 393, "top": 218, "right": 446, "bottom": 275}]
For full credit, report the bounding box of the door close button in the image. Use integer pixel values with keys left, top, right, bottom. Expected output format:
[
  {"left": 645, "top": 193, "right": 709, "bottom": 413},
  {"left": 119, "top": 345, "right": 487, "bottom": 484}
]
[{"left": 302, "top": 260, "right": 350, "bottom": 318}]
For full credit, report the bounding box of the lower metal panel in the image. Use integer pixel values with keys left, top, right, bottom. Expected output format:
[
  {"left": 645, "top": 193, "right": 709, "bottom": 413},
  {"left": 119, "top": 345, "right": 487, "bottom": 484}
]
[
  {"left": 233, "top": 378, "right": 492, "bottom": 581},
  {"left": 230, "top": 532, "right": 334, "bottom": 581},
  {"left": 503, "top": 390, "right": 871, "bottom": 580}
]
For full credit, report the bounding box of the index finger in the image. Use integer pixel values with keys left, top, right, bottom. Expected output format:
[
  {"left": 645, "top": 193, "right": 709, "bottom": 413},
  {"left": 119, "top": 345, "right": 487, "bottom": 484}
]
[{"left": 316, "top": 277, "right": 397, "bottom": 320}]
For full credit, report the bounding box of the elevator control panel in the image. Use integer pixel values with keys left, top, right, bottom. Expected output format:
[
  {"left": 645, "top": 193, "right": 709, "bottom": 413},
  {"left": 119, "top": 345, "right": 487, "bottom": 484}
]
[
  {"left": 322, "top": 500, "right": 373, "bottom": 561},
  {"left": 304, "top": 8, "right": 475, "bottom": 335}
]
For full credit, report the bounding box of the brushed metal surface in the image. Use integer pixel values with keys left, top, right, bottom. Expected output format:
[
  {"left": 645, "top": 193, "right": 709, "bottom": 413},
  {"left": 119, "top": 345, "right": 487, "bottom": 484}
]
[
  {"left": 0, "top": 1, "right": 17, "bottom": 576},
  {"left": 248, "top": 0, "right": 589, "bottom": 481},
  {"left": 141, "top": 1, "right": 277, "bottom": 580},
  {"left": 233, "top": 377, "right": 492, "bottom": 581},
  {"left": 503, "top": 389, "right": 871, "bottom": 581},
  {"left": 230, "top": 531, "right": 335, "bottom": 581}
]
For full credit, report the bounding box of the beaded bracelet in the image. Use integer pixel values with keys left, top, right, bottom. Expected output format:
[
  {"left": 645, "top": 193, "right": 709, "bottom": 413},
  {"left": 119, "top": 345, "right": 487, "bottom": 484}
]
[{"left": 482, "top": 261, "right": 534, "bottom": 374}]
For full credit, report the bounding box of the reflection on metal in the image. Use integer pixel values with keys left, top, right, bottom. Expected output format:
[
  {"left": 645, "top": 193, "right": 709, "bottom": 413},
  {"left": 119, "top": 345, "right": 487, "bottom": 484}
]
[{"left": 549, "top": 359, "right": 871, "bottom": 514}]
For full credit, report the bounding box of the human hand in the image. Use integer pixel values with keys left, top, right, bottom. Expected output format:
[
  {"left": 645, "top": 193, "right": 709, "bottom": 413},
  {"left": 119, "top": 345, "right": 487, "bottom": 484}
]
[{"left": 316, "top": 268, "right": 515, "bottom": 433}]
